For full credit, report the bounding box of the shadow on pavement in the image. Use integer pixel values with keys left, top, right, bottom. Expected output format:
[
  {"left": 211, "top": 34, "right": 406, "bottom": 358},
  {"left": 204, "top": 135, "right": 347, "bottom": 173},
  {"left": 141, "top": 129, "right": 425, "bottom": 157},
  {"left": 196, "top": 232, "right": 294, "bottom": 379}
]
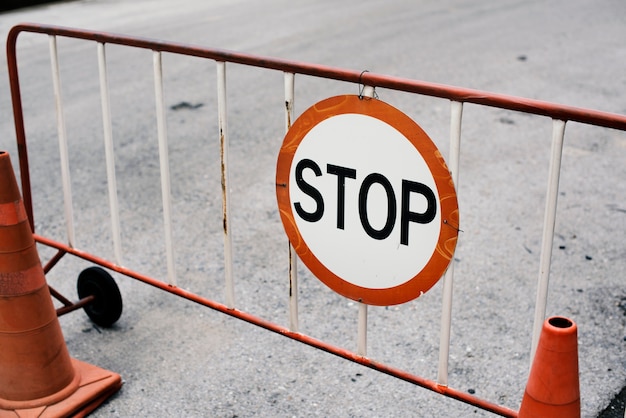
[
  {"left": 0, "top": 1, "right": 74, "bottom": 13},
  {"left": 599, "top": 385, "right": 626, "bottom": 418}
]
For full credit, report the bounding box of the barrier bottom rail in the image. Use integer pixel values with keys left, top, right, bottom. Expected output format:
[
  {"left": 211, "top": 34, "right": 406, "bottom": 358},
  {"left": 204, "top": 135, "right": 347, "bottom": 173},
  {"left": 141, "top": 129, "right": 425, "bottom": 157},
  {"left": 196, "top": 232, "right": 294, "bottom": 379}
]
[{"left": 34, "top": 232, "right": 518, "bottom": 418}]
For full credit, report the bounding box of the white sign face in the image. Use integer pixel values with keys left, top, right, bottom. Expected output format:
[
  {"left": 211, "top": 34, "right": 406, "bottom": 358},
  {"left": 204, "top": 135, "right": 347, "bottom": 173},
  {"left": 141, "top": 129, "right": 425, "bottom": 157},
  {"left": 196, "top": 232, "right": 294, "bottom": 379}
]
[
  {"left": 276, "top": 95, "right": 458, "bottom": 306},
  {"left": 289, "top": 113, "right": 440, "bottom": 289}
]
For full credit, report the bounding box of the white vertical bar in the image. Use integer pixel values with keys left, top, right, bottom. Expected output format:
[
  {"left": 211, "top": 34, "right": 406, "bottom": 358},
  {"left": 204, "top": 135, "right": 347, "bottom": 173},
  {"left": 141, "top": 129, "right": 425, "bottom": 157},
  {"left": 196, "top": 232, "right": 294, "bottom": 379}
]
[
  {"left": 217, "top": 61, "right": 235, "bottom": 309},
  {"left": 153, "top": 51, "right": 176, "bottom": 285},
  {"left": 357, "top": 303, "right": 368, "bottom": 356},
  {"left": 97, "top": 42, "right": 123, "bottom": 265},
  {"left": 530, "top": 119, "right": 566, "bottom": 362},
  {"left": 49, "top": 35, "right": 75, "bottom": 247},
  {"left": 437, "top": 100, "right": 463, "bottom": 386},
  {"left": 284, "top": 72, "right": 299, "bottom": 332},
  {"left": 355, "top": 85, "right": 376, "bottom": 356}
]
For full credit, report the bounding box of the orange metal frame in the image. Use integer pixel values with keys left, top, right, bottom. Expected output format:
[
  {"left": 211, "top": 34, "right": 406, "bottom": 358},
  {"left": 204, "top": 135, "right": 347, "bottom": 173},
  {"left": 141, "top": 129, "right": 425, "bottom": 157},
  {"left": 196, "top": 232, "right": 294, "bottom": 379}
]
[{"left": 6, "top": 23, "right": 626, "bottom": 417}]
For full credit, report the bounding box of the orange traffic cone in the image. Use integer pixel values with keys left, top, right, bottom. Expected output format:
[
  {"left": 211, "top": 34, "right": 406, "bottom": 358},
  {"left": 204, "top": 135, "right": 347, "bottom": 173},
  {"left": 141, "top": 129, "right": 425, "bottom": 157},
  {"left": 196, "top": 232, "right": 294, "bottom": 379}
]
[
  {"left": 0, "top": 151, "right": 122, "bottom": 417},
  {"left": 519, "top": 316, "right": 580, "bottom": 417}
]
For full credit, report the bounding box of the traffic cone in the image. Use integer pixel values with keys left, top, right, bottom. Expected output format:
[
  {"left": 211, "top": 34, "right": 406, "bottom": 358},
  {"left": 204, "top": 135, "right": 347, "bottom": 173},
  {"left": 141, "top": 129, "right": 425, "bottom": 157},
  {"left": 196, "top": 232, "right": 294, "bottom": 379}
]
[
  {"left": 0, "top": 151, "right": 122, "bottom": 417},
  {"left": 519, "top": 316, "right": 580, "bottom": 417}
]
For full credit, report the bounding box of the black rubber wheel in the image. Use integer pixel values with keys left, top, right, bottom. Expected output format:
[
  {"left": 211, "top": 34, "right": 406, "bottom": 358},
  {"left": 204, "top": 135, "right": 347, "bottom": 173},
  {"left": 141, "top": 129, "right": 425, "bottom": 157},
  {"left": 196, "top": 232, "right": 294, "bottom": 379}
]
[{"left": 77, "top": 266, "right": 123, "bottom": 327}]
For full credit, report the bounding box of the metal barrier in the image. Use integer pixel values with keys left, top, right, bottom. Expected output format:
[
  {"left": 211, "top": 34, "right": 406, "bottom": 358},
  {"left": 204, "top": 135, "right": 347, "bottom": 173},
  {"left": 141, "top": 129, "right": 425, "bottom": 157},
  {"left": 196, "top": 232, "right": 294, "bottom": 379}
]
[{"left": 6, "top": 23, "right": 626, "bottom": 417}]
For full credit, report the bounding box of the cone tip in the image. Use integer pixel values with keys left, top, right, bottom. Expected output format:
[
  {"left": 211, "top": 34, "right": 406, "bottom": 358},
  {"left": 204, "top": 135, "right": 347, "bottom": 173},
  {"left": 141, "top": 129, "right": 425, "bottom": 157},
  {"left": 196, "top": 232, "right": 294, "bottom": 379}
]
[
  {"left": 0, "top": 151, "right": 21, "bottom": 204},
  {"left": 547, "top": 316, "right": 573, "bottom": 329},
  {"left": 544, "top": 316, "right": 577, "bottom": 338}
]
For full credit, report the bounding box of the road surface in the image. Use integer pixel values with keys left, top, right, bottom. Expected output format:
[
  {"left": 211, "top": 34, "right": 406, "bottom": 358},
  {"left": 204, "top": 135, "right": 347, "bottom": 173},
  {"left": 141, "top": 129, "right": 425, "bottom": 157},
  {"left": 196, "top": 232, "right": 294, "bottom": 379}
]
[{"left": 0, "top": 1, "right": 624, "bottom": 416}]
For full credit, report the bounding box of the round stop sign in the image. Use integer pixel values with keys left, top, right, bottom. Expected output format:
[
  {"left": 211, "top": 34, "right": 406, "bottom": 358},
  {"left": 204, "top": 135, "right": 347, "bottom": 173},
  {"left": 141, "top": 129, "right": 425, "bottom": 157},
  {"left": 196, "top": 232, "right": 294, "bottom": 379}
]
[{"left": 276, "top": 95, "right": 459, "bottom": 306}]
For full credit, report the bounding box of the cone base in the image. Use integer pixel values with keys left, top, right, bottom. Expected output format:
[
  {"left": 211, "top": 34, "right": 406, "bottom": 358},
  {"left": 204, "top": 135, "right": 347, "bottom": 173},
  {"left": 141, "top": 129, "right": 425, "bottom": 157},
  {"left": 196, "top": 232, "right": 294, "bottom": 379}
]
[
  {"left": 519, "top": 393, "right": 580, "bottom": 418},
  {"left": 0, "top": 359, "right": 122, "bottom": 418}
]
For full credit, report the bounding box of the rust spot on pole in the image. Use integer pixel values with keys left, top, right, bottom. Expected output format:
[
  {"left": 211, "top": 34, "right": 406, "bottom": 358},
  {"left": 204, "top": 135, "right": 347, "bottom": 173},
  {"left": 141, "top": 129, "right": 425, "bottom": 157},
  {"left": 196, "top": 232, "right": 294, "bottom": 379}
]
[
  {"left": 285, "top": 100, "right": 292, "bottom": 128},
  {"left": 220, "top": 128, "right": 228, "bottom": 235}
]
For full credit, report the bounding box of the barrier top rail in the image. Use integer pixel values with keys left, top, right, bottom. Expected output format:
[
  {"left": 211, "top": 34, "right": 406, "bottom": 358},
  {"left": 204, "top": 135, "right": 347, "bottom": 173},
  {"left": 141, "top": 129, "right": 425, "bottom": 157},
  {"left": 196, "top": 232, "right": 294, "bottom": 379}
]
[
  {"left": 6, "top": 22, "right": 626, "bottom": 418},
  {"left": 8, "top": 23, "right": 626, "bottom": 132}
]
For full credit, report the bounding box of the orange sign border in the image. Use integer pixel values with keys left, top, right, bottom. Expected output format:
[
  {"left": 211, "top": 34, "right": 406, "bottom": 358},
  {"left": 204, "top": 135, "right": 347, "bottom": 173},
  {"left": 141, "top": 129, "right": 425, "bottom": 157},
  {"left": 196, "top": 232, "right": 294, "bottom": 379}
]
[{"left": 276, "top": 95, "right": 459, "bottom": 306}]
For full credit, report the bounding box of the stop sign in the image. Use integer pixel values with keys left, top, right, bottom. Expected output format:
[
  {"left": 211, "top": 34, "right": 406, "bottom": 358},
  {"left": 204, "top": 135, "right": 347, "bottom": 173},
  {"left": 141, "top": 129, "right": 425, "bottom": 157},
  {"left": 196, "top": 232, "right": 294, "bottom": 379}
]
[{"left": 276, "top": 95, "right": 459, "bottom": 306}]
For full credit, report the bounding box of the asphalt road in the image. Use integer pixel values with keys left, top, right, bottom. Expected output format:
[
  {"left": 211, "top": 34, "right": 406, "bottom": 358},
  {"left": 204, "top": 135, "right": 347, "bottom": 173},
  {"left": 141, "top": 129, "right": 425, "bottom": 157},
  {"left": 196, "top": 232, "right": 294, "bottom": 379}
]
[{"left": 0, "top": 1, "right": 625, "bottom": 417}]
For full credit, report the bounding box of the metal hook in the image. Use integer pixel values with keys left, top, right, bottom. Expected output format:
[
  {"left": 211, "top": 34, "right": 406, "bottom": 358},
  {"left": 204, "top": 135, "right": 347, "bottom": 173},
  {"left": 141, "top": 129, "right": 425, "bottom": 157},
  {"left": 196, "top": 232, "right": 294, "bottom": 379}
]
[{"left": 358, "top": 70, "right": 376, "bottom": 99}]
